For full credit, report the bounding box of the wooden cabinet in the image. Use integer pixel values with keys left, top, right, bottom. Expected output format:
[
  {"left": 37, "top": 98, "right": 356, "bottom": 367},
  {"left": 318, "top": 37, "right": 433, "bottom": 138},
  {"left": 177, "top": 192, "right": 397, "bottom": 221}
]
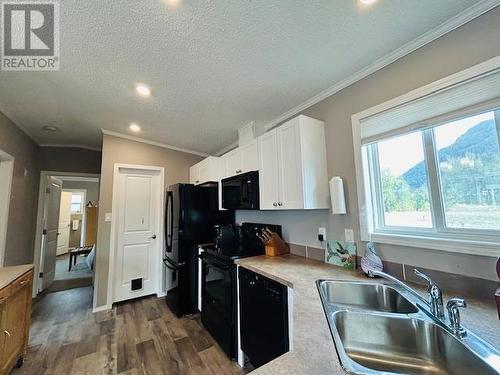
[
  {"left": 221, "top": 140, "right": 258, "bottom": 178},
  {"left": 0, "top": 266, "right": 33, "bottom": 374},
  {"left": 189, "top": 157, "right": 222, "bottom": 185},
  {"left": 258, "top": 115, "right": 329, "bottom": 210}
]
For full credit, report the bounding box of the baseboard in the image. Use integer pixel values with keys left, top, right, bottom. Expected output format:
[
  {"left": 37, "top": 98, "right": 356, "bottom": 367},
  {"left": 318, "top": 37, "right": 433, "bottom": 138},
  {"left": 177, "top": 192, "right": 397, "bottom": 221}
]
[{"left": 92, "top": 304, "right": 111, "bottom": 313}]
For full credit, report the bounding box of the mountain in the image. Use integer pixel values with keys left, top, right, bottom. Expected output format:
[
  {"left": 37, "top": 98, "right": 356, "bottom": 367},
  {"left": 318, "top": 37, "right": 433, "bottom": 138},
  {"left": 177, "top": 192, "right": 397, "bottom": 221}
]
[{"left": 402, "top": 119, "right": 499, "bottom": 189}]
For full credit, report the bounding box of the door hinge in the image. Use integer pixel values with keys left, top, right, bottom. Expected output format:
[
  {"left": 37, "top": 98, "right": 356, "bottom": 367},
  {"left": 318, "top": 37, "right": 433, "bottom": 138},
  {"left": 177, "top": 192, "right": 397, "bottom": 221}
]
[
  {"left": 39, "top": 272, "right": 43, "bottom": 278},
  {"left": 42, "top": 229, "right": 47, "bottom": 235}
]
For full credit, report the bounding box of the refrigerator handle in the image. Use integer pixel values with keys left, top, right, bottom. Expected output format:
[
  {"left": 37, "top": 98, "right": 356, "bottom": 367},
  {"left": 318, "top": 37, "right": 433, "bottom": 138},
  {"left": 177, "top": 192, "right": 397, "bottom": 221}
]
[{"left": 166, "top": 191, "right": 174, "bottom": 253}]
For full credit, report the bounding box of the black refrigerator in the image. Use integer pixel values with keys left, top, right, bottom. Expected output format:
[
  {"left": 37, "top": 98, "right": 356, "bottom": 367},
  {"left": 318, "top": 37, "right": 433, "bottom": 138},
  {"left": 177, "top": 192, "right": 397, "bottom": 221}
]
[{"left": 164, "top": 183, "right": 234, "bottom": 317}]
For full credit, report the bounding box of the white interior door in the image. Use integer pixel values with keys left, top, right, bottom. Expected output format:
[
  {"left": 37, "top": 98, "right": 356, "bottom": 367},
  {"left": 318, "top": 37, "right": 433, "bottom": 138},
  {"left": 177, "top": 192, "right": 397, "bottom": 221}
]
[
  {"left": 113, "top": 166, "right": 163, "bottom": 303},
  {"left": 41, "top": 177, "right": 62, "bottom": 291},
  {"left": 56, "top": 191, "right": 72, "bottom": 255}
]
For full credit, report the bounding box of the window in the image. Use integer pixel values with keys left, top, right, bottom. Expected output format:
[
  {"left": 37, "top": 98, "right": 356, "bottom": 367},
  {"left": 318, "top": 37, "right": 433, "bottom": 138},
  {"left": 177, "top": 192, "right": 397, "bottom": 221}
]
[
  {"left": 365, "top": 108, "right": 500, "bottom": 241},
  {"left": 353, "top": 58, "right": 500, "bottom": 254},
  {"left": 71, "top": 193, "right": 83, "bottom": 213},
  {"left": 434, "top": 112, "right": 500, "bottom": 230},
  {"left": 377, "top": 131, "right": 432, "bottom": 228}
]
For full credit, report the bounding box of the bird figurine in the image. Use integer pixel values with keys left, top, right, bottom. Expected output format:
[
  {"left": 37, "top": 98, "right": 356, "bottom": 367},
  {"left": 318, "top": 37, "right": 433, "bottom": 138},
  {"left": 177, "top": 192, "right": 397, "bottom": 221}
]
[{"left": 361, "top": 242, "right": 383, "bottom": 277}]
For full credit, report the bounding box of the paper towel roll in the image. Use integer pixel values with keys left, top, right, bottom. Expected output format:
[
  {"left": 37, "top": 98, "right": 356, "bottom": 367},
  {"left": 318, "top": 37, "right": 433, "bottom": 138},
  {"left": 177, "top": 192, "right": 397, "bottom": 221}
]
[{"left": 329, "top": 176, "right": 346, "bottom": 214}]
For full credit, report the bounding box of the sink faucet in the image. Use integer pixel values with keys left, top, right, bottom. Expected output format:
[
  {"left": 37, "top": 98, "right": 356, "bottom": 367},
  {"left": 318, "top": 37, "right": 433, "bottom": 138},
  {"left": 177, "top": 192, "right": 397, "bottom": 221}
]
[
  {"left": 414, "top": 269, "right": 444, "bottom": 319},
  {"left": 368, "top": 269, "right": 444, "bottom": 320},
  {"left": 447, "top": 298, "right": 467, "bottom": 338}
]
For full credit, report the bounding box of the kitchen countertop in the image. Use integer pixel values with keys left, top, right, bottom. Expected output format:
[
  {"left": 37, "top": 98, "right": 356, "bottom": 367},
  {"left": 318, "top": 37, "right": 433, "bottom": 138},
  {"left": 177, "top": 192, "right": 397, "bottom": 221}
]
[
  {"left": 235, "top": 254, "right": 500, "bottom": 375},
  {"left": 0, "top": 264, "right": 33, "bottom": 290}
]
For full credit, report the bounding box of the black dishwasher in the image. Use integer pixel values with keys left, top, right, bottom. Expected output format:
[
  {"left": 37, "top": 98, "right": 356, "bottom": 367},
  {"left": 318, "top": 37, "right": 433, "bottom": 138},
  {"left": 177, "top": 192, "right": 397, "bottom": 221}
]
[{"left": 239, "top": 267, "right": 289, "bottom": 368}]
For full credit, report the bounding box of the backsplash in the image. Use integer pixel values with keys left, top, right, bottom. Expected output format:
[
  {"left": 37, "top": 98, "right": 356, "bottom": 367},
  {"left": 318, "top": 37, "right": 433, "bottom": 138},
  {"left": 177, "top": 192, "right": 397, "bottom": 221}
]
[{"left": 287, "top": 241, "right": 497, "bottom": 304}]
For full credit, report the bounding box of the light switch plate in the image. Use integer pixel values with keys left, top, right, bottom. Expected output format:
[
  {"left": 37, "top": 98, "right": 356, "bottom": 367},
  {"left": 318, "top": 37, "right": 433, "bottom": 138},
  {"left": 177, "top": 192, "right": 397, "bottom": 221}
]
[
  {"left": 105, "top": 212, "right": 112, "bottom": 222},
  {"left": 345, "top": 229, "right": 354, "bottom": 242}
]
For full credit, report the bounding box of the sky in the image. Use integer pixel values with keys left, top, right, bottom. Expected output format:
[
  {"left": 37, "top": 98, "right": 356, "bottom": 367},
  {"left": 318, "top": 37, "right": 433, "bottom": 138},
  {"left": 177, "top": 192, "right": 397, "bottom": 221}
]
[{"left": 377, "top": 111, "right": 495, "bottom": 176}]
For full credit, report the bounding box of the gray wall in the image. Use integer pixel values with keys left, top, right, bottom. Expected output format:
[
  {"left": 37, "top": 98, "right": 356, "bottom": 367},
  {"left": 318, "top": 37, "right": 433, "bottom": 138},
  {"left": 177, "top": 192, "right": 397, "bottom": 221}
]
[
  {"left": 39, "top": 146, "right": 102, "bottom": 174},
  {"left": 237, "top": 7, "right": 500, "bottom": 282},
  {"left": 95, "top": 134, "right": 203, "bottom": 307},
  {"left": 0, "top": 112, "right": 40, "bottom": 266},
  {"left": 62, "top": 180, "right": 100, "bottom": 203}
]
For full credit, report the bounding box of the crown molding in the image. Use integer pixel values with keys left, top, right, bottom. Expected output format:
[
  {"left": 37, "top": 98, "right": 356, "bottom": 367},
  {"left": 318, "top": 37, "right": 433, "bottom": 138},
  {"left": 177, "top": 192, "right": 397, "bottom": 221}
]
[
  {"left": 214, "top": 141, "right": 238, "bottom": 157},
  {"left": 265, "top": 0, "right": 500, "bottom": 131},
  {"left": 39, "top": 143, "right": 102, "bottom": 152},
  {"left": 101, "top": 129, "right": 209, "bottom": 157}
]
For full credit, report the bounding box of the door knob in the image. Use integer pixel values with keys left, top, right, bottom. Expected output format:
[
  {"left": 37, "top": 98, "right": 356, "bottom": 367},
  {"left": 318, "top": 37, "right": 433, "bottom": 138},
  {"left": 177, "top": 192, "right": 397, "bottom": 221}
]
[
  {"left": 273, "top": 202, "right": 278, "bottom": 207},
  {"left": 151, "top": 235, "right": 157, "bottom": 239},
  {"left": 4, "top": 330, "right": 10, "bottom": 338},
  {"left": 278, "top": 202, "right": 283, "bottom": 206}
]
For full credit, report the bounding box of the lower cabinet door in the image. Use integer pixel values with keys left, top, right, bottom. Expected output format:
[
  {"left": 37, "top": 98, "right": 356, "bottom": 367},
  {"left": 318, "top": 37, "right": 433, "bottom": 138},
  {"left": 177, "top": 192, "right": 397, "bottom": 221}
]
[{"left": 1, "top": 285, "right": 29, "bottom": 373}]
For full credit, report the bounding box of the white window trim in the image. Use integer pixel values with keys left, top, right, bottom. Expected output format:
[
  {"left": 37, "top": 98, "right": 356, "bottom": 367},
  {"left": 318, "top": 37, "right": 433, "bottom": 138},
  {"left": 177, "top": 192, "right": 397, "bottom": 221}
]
[{"left": 352, "top": 55, "right": 500, "bottom": 257}]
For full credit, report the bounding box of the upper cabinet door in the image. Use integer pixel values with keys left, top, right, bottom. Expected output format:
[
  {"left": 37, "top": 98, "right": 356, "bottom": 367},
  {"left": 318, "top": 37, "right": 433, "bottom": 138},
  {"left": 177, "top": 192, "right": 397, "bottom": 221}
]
[
  {"left": 189, "top": 164, "right": 200, "bottom": 184},
  {"left": 277, "top": 120, "right": 304, "bottom": 209},
  {"left": 258, "top": 130, "right": 280, "bottom": 209},
  {"left": 197, "top": 159, "right": 210, "bottom": 183},
  {"left": 224, "top": 149, "right": 242, "bottom": 177},
  {"left": 240, "top": 140, "right": 258, "bottom": 172}
]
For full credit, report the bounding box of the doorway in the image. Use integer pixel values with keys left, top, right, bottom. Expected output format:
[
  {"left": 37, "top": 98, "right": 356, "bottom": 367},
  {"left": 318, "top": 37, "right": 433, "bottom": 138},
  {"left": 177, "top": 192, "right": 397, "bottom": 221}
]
[
  {"left": 108, "top": 164, "right": 164, "bottom": 305},
  {"left": 34, "top": 173, "right": 100, "bottom": 295}
]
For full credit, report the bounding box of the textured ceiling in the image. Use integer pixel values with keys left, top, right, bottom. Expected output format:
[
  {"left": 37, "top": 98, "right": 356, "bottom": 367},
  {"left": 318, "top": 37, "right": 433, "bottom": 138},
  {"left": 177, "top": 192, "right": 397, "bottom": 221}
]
[{"left": 0, "top": 0, "right": 487, "bottom": 154}]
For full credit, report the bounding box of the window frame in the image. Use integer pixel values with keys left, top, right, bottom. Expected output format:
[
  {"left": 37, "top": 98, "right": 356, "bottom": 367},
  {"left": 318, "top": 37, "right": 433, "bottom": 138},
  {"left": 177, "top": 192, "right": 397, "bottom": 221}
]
[
  {"left": 367, "top": 119, "right": 500, "bottom": 241},
  {"left": 352, "top": 57, "right": 500, "bottom": 257}
]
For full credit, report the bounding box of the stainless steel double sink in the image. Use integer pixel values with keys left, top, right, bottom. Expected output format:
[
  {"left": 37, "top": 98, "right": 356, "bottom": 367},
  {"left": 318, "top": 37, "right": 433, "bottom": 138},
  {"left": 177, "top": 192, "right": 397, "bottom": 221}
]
[{"left": 317, "top": 280, "right": 500, "bottom": 375}]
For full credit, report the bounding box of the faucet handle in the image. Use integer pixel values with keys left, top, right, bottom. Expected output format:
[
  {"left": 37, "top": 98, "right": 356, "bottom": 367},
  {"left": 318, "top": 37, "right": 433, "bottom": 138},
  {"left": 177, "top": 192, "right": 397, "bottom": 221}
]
[
  {"left": 414, "top": 269, "right": 435, "bottom": 286},
  {"left": 414, "top": 269, "right": 444, "bottom": 318},
  {"left": 447, "top": 298, "right": 467, "bottom": 337}
]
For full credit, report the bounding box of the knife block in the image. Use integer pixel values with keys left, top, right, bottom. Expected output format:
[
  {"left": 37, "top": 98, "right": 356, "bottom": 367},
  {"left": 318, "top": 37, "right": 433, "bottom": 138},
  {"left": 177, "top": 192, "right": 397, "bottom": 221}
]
[{"left": 264, "top": 233, "right": 290, "bottom": 257}]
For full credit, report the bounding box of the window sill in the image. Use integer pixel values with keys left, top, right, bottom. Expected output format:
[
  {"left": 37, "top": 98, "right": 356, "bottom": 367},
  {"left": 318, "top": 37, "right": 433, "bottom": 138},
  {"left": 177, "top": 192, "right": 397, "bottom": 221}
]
[{"left": 369, "top": 232, "right": 500, "bottom": 258}]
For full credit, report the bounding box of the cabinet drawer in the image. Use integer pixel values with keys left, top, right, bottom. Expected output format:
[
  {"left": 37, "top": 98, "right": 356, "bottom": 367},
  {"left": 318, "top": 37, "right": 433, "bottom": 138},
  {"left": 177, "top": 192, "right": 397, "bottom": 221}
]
[{"left": 0, "top": 270, "right": 33, "bottom": 299}]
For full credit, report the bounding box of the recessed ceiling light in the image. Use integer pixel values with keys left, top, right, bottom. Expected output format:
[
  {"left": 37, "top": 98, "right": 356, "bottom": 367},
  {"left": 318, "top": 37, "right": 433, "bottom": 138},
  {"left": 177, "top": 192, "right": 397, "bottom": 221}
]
[
  {"left": 134, "top": 83, "right": 152, "bottom": 98},
  {"left": 129, "top": 123, "right": 141, "bottom": 133},
  {"left": 42, "top": 125, "right": 59, "bottom": 132},
  {"left": 359, "top": 0, "right": 378, "bottom": 5},
  {"left": 163, "top": 0, "right": 181, "bottom": 7}
]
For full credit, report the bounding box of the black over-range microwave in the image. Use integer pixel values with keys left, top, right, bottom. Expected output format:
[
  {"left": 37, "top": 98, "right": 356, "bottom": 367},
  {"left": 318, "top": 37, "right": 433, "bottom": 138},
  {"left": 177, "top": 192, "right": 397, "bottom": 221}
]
[{"left": 221, "top": 171, "right": 259, "bottom": 210}]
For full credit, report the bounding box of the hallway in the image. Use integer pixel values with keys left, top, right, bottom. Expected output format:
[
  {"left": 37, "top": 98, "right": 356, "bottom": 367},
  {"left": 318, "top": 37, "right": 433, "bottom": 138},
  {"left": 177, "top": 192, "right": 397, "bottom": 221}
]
[{"left": 13, "top": 287, "right": 244, "bottom": 375}]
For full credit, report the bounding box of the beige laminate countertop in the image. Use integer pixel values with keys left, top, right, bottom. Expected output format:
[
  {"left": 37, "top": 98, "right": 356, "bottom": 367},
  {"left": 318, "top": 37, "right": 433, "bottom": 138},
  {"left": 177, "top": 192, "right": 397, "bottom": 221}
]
[
  {"left": 0, "top": 264, "right": 33, "bottom": 290},
  {"left": 235, "top": 254, "right": 500, "bottom": 375}
]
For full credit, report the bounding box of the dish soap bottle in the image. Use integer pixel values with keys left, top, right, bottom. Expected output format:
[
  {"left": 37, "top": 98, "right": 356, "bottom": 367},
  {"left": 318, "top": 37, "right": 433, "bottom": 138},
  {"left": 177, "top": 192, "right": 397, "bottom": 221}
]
[{"left": 361, "top": 242, "right": 383, "bottom": 277}]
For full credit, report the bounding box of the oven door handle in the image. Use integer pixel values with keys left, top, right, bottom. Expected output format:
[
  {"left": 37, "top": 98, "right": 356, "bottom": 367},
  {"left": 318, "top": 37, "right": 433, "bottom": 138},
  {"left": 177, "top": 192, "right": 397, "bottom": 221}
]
[
  {"left": 163, "top": 256, "right": 185, "bottom": 270},
  {"left": 163, "top": 259, "right": 177, "bottom": 272},
  {"left": 199, "top": 253, "right": 231, "bottom": 270}
]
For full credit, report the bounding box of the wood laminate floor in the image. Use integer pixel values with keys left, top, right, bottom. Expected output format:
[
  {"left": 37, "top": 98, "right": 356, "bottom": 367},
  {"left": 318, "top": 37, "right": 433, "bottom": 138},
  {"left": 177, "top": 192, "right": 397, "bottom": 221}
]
[{"left": 13, "top": 287, "right": 245, "bottom": 375}]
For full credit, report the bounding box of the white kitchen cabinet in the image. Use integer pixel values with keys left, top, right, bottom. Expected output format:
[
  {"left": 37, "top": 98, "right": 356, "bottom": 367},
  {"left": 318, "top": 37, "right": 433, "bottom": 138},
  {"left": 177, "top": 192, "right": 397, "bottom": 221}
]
[
  {"left": 258, "top": 131, "right": 281, "bottom": 209},
  {"left": 258, "top": 115, "right": 329, "bottom": 210},
  {"left": 240, "top": 141, "right": 258, "bottom": 173},
  {"left": 221, "top": 140, "right": 258, "bottom": 178},
  {"left": 189, "top": 156, "right": 222, "bottom": 185}
]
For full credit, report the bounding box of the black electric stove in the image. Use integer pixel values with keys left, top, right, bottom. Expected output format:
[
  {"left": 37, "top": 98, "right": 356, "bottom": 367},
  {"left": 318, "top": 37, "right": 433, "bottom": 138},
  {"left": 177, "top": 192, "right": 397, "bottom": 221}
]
[
  {"left": 202, "top": 223, "right": 282, "bottom": 260},
  {"left": 199, "top": 222, "right": 282, "bottom": 359}
]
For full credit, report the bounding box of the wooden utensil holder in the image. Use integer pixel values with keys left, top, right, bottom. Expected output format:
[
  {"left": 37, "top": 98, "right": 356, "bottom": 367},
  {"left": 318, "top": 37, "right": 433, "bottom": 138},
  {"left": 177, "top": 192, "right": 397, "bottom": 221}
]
[{"left": 265, "top": 243, "right": 289, "bottom": 257}]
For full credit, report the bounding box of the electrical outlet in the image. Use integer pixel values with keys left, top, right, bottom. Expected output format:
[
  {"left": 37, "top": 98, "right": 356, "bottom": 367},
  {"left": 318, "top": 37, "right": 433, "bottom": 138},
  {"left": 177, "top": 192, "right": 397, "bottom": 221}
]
[
  {"left": 318, "top": 227, "right": 326, "bottom": 242},
  {"left": 345, "top": 229, "right": 354, "bottom": 242},
  {"left": 105, "top": 212, "right": 112, "bottom": 222}
]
